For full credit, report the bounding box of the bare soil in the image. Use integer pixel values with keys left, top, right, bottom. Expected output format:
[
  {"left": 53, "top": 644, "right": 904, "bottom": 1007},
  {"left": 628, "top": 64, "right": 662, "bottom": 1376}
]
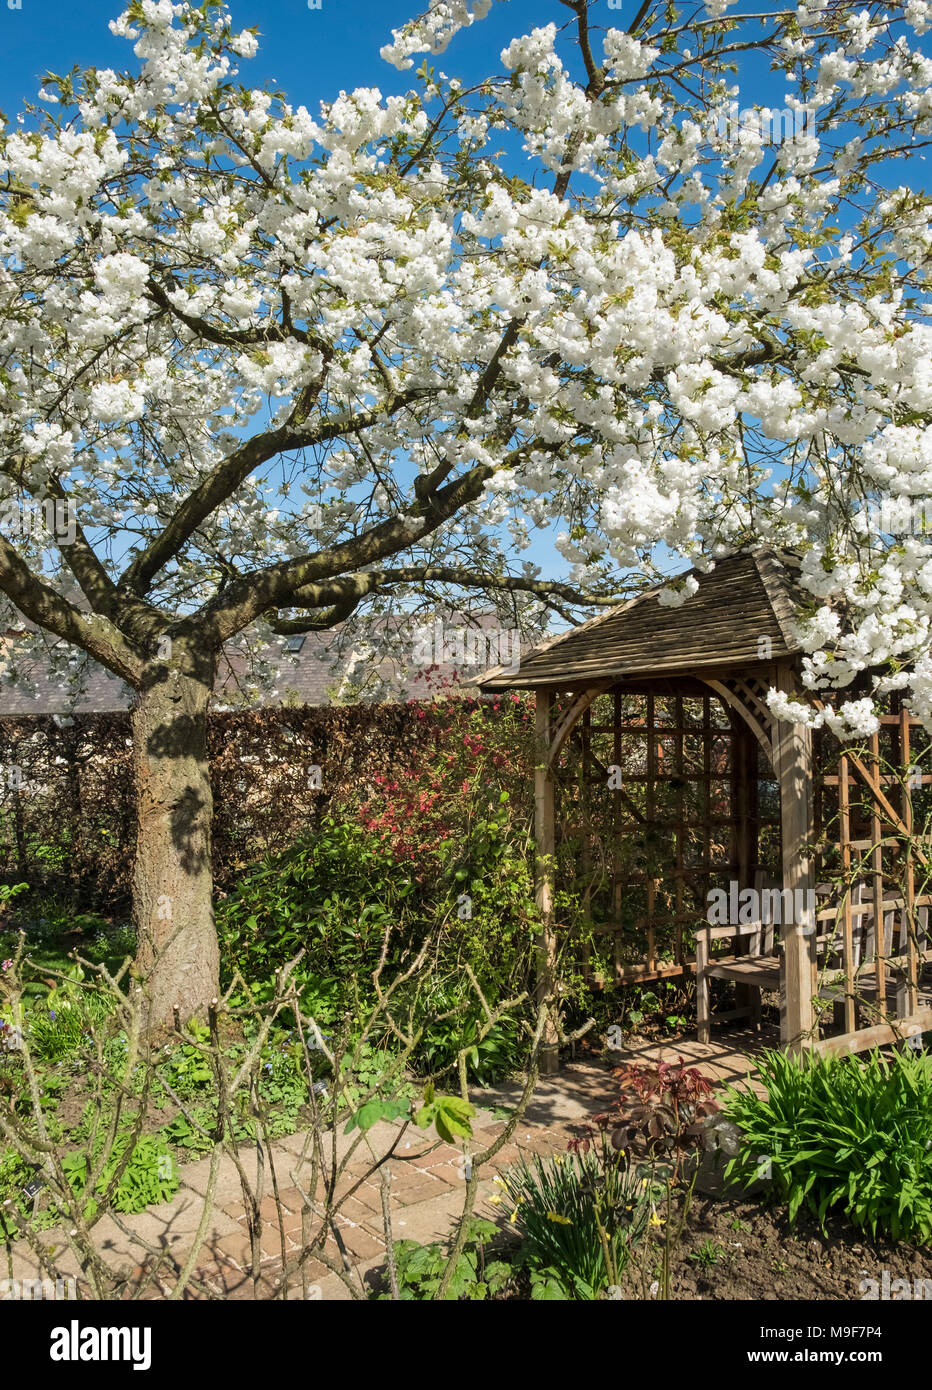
[{"left": 615, "top": 1186, "right": 932, "bottom": 1300}]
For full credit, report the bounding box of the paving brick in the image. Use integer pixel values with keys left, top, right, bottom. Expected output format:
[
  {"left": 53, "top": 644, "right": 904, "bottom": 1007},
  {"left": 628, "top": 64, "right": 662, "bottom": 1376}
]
[
  {"left": 385, "top": 1160, "right": 443, "bottom": 1191},
  {"left": 347, "top": 1181, "right": 384, "bottom": 1214},
  {"left": 258, "top": 1225, "right": 293, "bottom": 1262},
  {"left": 213, "top": 1232, "right": 257, "bottom": 1272},
  {"left": 274, "top": 1186, "right": 308, "bottom": 1214},
  {"left": 393, "top": 1177, "right": 452, "bottom": 1207},
  {"left": 333, "top": 1169, "right": 379, "bottom": 1203},
  {"left": 279, "top": 1257, "right": 331, "bottom": 1297},
  {"left": 487, "top": 1144, "right": 522, "bottom": 1168},
  {"left": 404, "top": 1142, "right": 463, "bottom": 1168},
  {"left": 328, "top": 1225, "right": 384, "bottom": 1261},
  {"left": 257, "top": 1195, "right": 295, "bottom": 1224},
  {"left": 522, "top": 1133, "right": 568, "bottom": 1156},
  {"left": 8, "top": 1054, "right": 771, "bottom": 1300},
  {"left": 420, "top": 1162, "right": 464, "bottom": 1190},
  {"left": 179, "top": 1152, "right": 264, "bottom": 1207},
  {"left": 341, "top": 1159, "right": 378, "bottom": 1182},
  {"left": 119, "top": 1263, "right": 176, "bottom": 1301},
  {"left": 222, "top": 1268, "right": 284, "bottom": 1301},
  {"left": 273, "top": 1165, "right": 325, "bottom": 1200},
  {"left": 193, "top": 1259, "right": 254, "bottom": 1299},
  {"left": 338, "top": 1195, "right": 383, "bottom": 1227},
  {"left": 276, "top": 1208, "right": 311, "bottom": 1239}
]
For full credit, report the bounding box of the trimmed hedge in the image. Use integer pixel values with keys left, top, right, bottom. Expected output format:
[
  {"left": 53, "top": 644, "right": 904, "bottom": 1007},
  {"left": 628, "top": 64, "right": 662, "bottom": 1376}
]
[{"left": 0, "top": 701, "right": 502, "bottom": 909}]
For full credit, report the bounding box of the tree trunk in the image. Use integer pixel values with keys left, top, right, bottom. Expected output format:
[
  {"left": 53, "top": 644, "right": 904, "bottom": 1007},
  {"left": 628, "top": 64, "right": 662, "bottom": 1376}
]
[{"left": 131, "top": 662, "right": 218, "bottom": 1031}]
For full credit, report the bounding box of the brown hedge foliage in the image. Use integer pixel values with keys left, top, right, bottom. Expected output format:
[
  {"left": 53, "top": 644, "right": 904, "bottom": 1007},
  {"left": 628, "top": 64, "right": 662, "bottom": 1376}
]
[{"left": 0, "top": 703, "right": 449, "bottom": 913}]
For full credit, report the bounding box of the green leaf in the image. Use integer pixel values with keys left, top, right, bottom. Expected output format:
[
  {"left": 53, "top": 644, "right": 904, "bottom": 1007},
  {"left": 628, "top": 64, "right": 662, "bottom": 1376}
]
[
  {"left": 433, "top": 1095, "right": 476, "bottom": 1143},
  {"left": 345, "top": 1100, "right": 385, "bottom": 1134}
]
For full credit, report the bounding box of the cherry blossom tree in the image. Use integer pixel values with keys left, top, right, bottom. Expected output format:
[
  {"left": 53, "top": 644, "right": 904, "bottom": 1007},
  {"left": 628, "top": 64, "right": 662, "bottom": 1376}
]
[{"left": 2, "top": 0, "right": 932, "bottom": 1024}]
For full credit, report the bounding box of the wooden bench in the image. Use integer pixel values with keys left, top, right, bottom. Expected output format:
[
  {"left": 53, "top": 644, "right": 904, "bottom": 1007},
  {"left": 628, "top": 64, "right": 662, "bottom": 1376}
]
[
  {"left": 697, "top": 878, "right": 932, "bottom": 1044},
  {"left": 696, "top": 873, "right": 780, "bottom": 1044}
]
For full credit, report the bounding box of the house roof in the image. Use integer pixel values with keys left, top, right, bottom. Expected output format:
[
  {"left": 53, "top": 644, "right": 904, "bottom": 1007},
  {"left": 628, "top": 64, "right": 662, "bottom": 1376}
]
[
  {"left": 0, "top": 610, "right": 525, "bottom": 715},
  {"left": 478, "top": 549, "right": 805, "bottom": 690},
  {"left": 0, "top": 632, "right": 415, "bottom": 716},
  {"left": 0, "top": 658, "right": 132, "bottom": 716}
]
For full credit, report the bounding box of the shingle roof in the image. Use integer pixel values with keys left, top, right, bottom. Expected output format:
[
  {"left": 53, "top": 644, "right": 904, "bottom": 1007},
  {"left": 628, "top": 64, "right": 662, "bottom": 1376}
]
[
  {"left": 0, "top": 657, "right": 132, "bottom": 716},
  {"left": 0, "top": 633, "right": 409, "bottom": 716},
  {"left": 0, "top": 611, "right": 524, "bottom": 714},
  {"left": 478, "top": 549, "right": 805, "bottom": 690}
]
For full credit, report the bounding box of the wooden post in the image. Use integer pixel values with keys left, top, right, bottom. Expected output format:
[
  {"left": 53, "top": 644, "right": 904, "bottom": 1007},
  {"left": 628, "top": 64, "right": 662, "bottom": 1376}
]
[
  {"left": 899, "top": 706, "right": 919, "bottom": 1016},
  {"left": 646, "top": 692, "right": 656, "bottom": 972},
  {"left": 774, "top": 664, "right": 817, "bottom": 1052},
  {"left": 838, "top": 753, "right": 857, "bottom": 1035},
  {"left": 696, "top": 926, "right": 711, "bottom": 1044},
  {"left": 869, "top": 730, "right": 886, "bottom": 1017},
  {"left": 579, "top": 706, "right": 592, "bottom": 985},
  {"left": 535, "top": 688, "right": 560, "bottom": 1075},
  {"left": 675, "top": 693, "right": 685, "bottom": 968},
  {"left": 732, "top": 714, "right": 753, "bottom": 1019}
]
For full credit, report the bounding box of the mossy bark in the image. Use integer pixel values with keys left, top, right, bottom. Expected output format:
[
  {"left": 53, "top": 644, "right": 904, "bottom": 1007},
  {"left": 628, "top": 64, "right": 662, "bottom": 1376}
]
[{"left": 131, "top": 661, "right": 218, "bottom": 1030}]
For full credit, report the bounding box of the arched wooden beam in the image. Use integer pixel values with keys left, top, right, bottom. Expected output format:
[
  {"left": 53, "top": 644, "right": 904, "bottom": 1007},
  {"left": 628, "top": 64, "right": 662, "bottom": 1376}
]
[
  {"left": 546, "top": 676, "right": 777, "bottom": 770},
  {"left": 547, "top": 680, "right": 614, "bottom": 769},
  {"left": 702, "top": 678, "right": 775, "bottom": 767}
]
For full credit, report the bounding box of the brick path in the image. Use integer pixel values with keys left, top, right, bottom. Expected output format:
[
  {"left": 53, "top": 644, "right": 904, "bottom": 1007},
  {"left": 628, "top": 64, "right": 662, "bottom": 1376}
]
[{"left": 8, "top": 1036, "right": 763, "bottom": 1300}]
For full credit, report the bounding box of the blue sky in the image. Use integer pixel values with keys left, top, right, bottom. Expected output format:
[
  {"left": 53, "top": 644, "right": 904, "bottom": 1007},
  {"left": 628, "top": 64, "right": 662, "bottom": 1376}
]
[{"left": 0, "top": 0, "right": 552, "bottom": 116}]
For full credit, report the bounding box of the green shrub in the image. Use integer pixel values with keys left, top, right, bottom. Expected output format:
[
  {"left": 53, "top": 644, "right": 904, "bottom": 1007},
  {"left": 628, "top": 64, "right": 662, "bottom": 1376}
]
[
  {"left": 25, "top": 963, "right": 113, "bottom": 1063},
  {"left": 723, "top": 1046, "right": 932, "bottom": 1244},
  {"left": 12, "top": 893, "right": 108, "bottom": 942},
  {"left": 62, "top": 1128, "right": 179, "bottom": 1217},
  {"left": 26, "top": 1006, "right": 87, "bottom": 1063},
  {"left": 375, "top": 1217, "right": 512, "bottom": 1300},
  {"left": 218, "top": 796, "right": 541, "bottom": 1081},
  {"left": 0, "top": 1147, "right": 49, "bottom": 1227},
  {"left": 413, "top": 1004, "right": 524, "bottom": 1085},
  {"left": 83, "top": 922, "right": 136, "bottom": 964},
  {"left": 217, "top": 819, "right": 413, "bottom": 1006},
  {"left": 498, "top": 1148, "right": 652, "bottom": 1299},
  {"left": 3, "top": 1117, "right": 180, "bottom": 1225}
]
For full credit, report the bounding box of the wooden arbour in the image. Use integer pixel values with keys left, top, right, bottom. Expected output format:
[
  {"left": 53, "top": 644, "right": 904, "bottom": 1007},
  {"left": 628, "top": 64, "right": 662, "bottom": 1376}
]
[
  {"left": 481, "top": 549, "right": 932, "bottom": 1070},
  {"left": 531, "top": 662, "right": 817, "bottom": 1067}
]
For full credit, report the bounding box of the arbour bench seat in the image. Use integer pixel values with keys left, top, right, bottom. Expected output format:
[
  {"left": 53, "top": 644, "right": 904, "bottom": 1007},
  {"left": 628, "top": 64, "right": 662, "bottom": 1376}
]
[
  {"left": 697, "top": 885, "right": 932, "bottom": 1043},
  {"left": 696, "top": 918, "right": 781, "bottom": 1042}
]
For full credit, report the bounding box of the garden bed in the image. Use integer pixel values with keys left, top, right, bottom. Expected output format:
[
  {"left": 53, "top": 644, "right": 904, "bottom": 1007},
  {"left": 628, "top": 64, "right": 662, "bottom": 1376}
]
[{"left": 612, "top": 1189, "right": 932, "bottom": 1301}]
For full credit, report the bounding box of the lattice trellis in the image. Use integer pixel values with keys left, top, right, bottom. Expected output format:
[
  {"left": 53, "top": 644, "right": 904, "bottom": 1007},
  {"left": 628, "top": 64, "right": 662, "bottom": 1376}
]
[
  {"left": 812, "top": 698, "right": 932, "bottom": 1044},
  {"left": 550, "top": 681, "right": 779, "bottom": 986},
  {"left": 704, "top": 675, "right": 776, "bottom": 764},
  {"left": 536, "top": 675, "right": 932, "bottom": 1055}
]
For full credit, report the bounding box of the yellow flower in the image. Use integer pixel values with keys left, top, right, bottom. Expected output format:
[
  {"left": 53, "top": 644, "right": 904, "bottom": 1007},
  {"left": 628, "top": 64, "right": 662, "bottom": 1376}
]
[
  {"left": 545, "top": 1210, "right": 572, "bottom": 1226},
  {"left": 648, "top": 1211, "right": 665, "bottom": 1228},
  {"left": 509, "top": 1208, "right": 519, "bottom": 1223},
  {"left": 488, "top": 1194, "right": 502, "bottom": 1205}
]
